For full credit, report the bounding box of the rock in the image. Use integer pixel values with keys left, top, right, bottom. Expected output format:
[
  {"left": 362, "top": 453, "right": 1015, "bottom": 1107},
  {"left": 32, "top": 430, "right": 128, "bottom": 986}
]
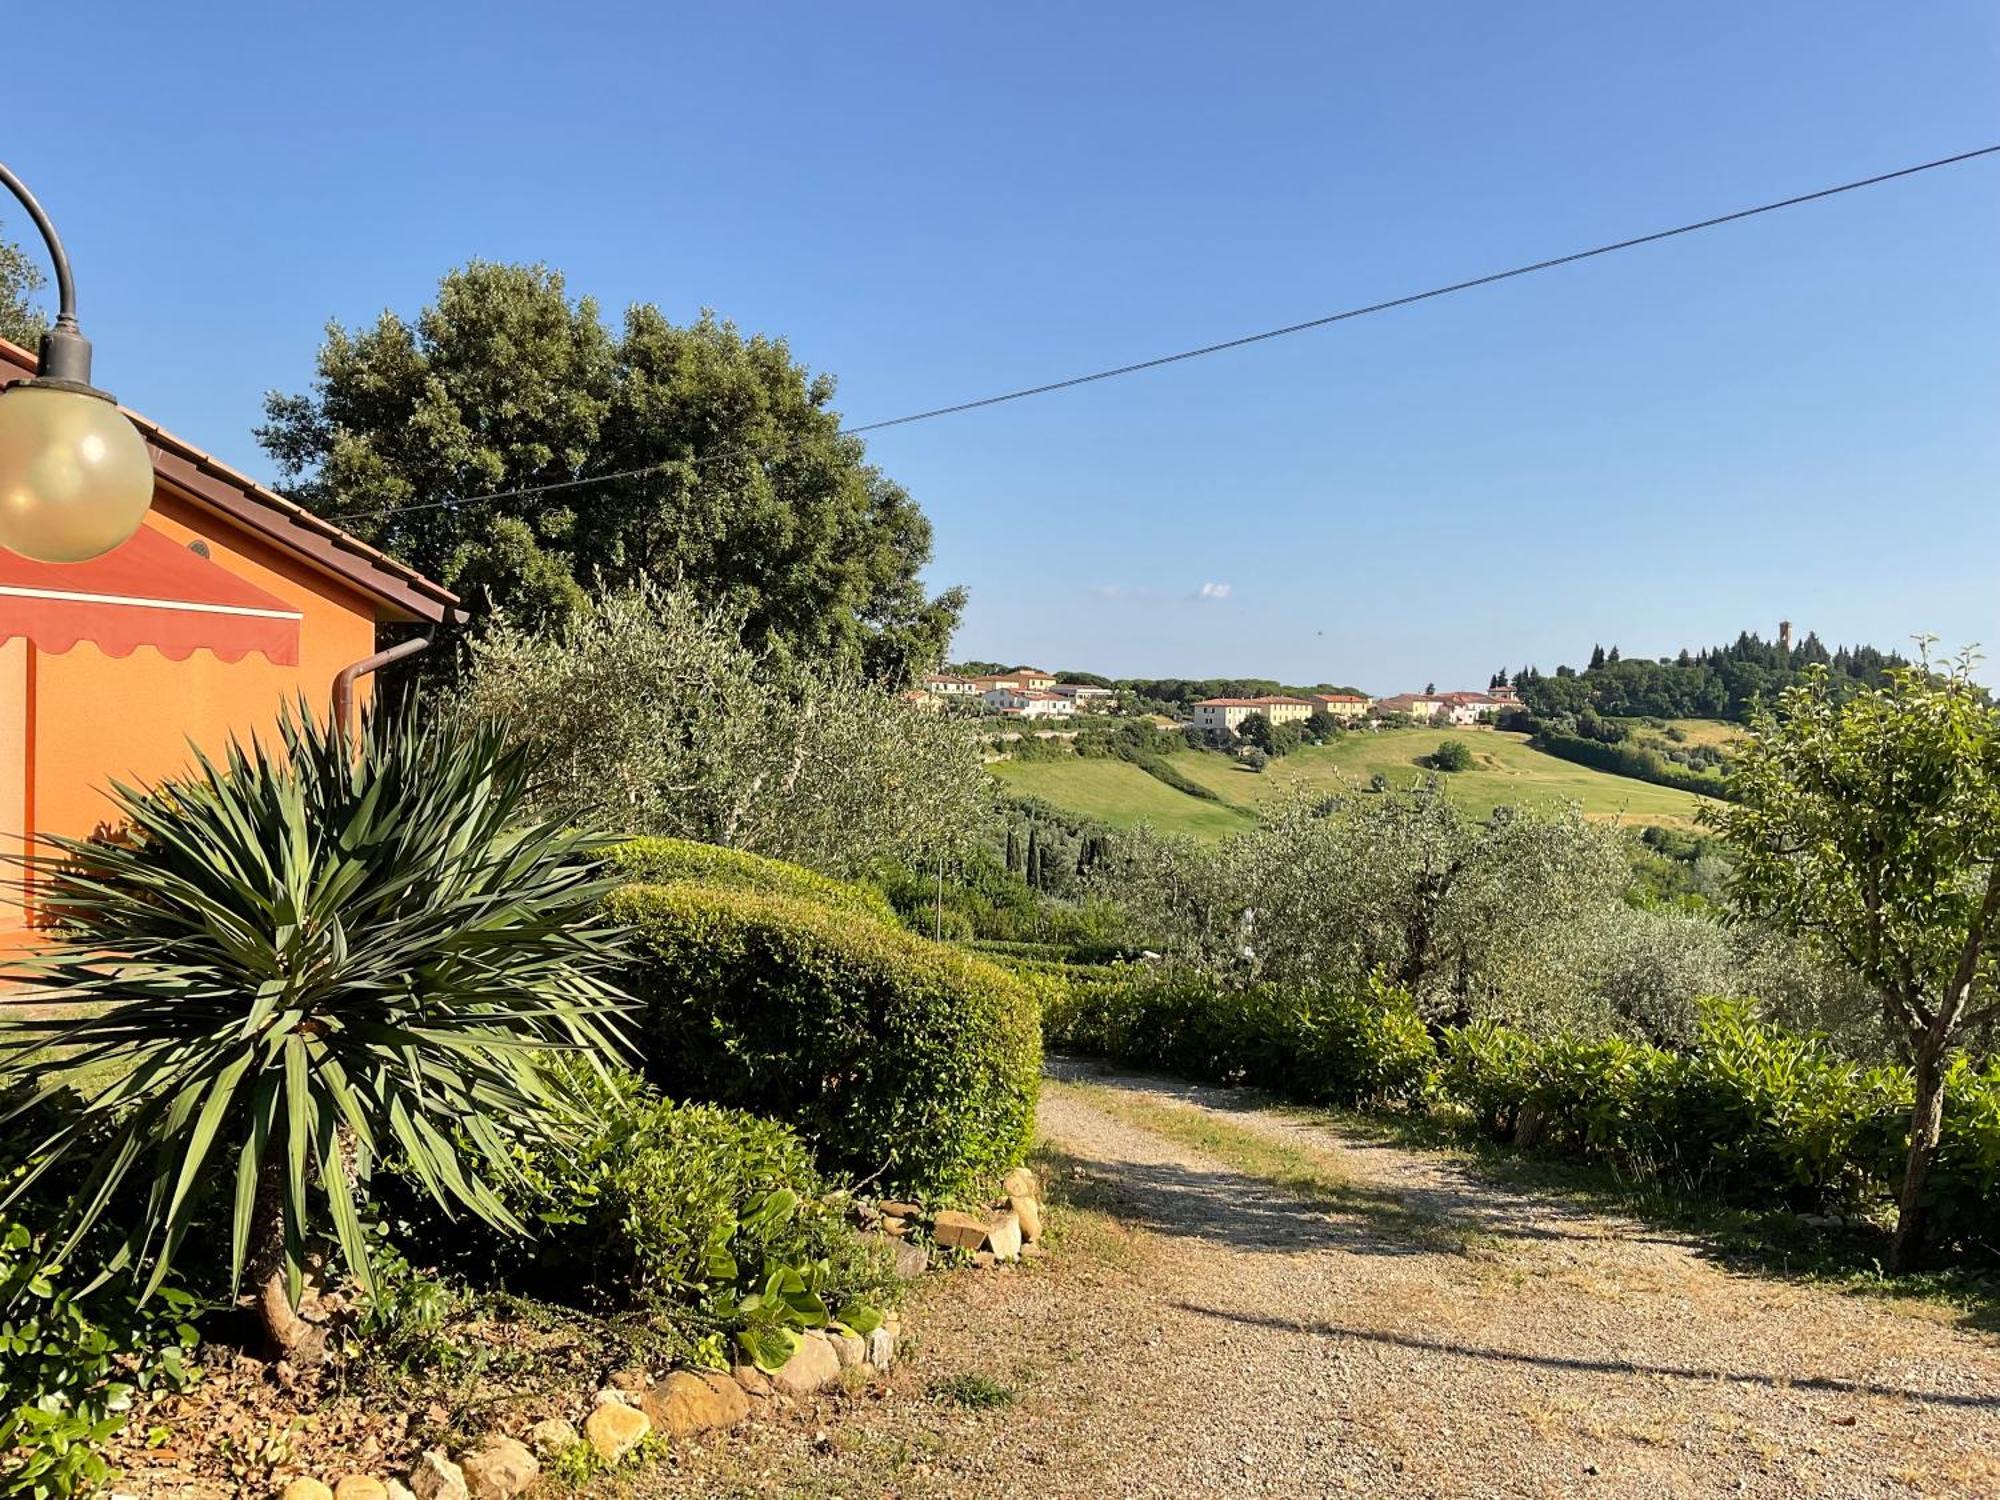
[
  {"left": 1002, "top": 1167, "right": 1040, "bottom": 1200},
  {"left": 608, "top": 1365, "right": 652, "bottom": 1393},
  {"left": 732, "top": 1365, "right": 772, "bottom": 1396},
  {"left": 860, "top": 1230, "right": 929, "bottom": 1279},
  {"left": 385, "top": 1484, "right": 417, "bottom": 1500},
  {"left": 768, "top": 1330, "right": 842, "bottom": 1397},
  {"left": 986, "top": 1210, "right": 1023, "bottom": 1262},
  {"left": 524, "top": 1418, "right": 578, "bottom": 1457},
  {"left": 829, "top": 1329, "right": 866, "bottom": 1371},
  {"left": 582, "top": 1402, "right": 651, "bottom": 1466},
  {"left": 408, "top": 1451, "right": 468, "bottom": 1500},
  {"left": 879, "top": 1199, "right": 923, "bottom": 1219},
  {"left": 282, "top": 1481, "right": 333, "bottom": 1500},
  {"left": 865, "top": 1326, "right": 897, "bottom": 1370},
  {"left": 332, "top": 1479, "right": 389, "bottom": 1500},
  {"left": 592, "top": 1386, "right": 633, "bottom": 1409},
  {"left": 459, "top": 1438, "right": 537, "bottom": 1500},
  {"left": 641, "top": 1370, "right": 750, "bottom": 1439},
  {"left": 931, "top": 1209, "right": 990, "bottom": 1251},
  {"left": 879, "top": 1214, "right": 909, "bottom": 1237},
  {"left": 1021, "top": 1242, "right": 1047, "bottom": 1259},
  {"left": 1010, "top": 1194, "right": 1043, "bottom": 1243},
  {"left": 972, "top": 1250, "right": 996, "bottom": 1268}
]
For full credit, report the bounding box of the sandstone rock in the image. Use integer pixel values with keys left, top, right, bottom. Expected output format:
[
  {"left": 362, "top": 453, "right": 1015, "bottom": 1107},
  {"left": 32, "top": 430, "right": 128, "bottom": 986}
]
[
  {"left": 1002, "top": 1167, "right": 1040, "bottom": 1200},
  {"left": 408, "top": 1451, "right": 467, "bottom": 1500},
  {"left": 879, "top": 1214, "right": 909, "bottom": 1237},
  {"left": 385, "top": 1483, "right": 417, "bottom": 1500},
  {"left": 986, "top": 1210, "right": 1023, "bottom": 1262},
  {"left": 860, "top": 1229, "right": 929, "bottom": 1279},
  {"left": 592, "top": 1386, "right": 633, "bottom": 1409},
  {"left": 732, "top": 1365, "right": 772, "bottom": 1396},
  {"left": 641, "top": 1370, "right": 750, "bottom": 1438},
  {"left": 828, "top": 1329, "right": 866, "bottom": 1371},
  {"left": 332, "top": 1478, "right": 389, "bottom": 1500},
  {"left": 582, "top": 1402, "right": 651, "bottom": 1465},
  {"left": 930, "top": 1209, "right": 990, "bottom": 1251},
  {"left": 608, "top": 1365, "right": 652, "bottom": 1393},
  {"left": 865, "top": 1326, "right": 897, "bottom": 1370},
  {"left": 524, "top": 1418, "right": 578, "bottom": 1457},
  {"left": 1010, "top": 1194, "right": 1043, "bottom": 1243},
  {"left": 972, "top": 1249, "right": 996, "bottom": 1268},
  {"left": 878, "top": 1199, "right": 922, "bottom": 1219},
  {"left": 767, "top": 1330, "right": 841, "bottom": 1397},
  {"left": 459, "top": 1438, "right": 537, "bottom": 1500},
  {"left": 282, "top": 1481, "right": 333, "bottom": 1500}
]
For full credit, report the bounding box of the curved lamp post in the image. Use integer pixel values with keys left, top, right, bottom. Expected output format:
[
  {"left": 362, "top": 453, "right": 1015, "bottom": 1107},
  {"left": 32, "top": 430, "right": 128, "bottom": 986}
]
[{"left": 0, "top": 161, "right": 153, "bottom": 562}]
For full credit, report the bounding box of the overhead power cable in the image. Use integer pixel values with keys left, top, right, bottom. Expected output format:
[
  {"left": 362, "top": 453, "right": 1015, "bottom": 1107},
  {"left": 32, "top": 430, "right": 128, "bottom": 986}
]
[{"left": 335, "top": 144, "right": 2000, "bottom": 524}]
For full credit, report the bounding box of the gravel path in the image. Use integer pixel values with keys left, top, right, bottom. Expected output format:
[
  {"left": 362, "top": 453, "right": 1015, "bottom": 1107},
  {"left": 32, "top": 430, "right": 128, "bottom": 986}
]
[{"left": 629, "top": 1060, "right": 2000, "bottom": 1500}]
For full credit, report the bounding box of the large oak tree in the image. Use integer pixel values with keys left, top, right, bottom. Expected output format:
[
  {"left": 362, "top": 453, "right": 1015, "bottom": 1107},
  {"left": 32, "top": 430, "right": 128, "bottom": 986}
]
[{"left": 259, "top": 262, "right": 962, "bottom": 683}]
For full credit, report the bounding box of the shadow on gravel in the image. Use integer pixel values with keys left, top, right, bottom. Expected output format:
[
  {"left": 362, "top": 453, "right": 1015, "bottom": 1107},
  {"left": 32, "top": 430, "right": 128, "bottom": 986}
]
[
  {"left": 1171, "top": 1302, "right": 2000, "bottom": 1411},
  {"left": 1035, "top": 1142, "right": 1472, "bottom": 1257}
]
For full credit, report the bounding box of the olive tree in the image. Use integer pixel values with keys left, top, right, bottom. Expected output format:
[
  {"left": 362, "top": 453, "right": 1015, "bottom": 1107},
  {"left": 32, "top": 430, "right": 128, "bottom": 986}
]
[
  {"left": 458, "top": 581, "right": 989, "bottom": 877},
  {"left": 1707, "top": 649, "right": 2000, "bottom": 1269}
]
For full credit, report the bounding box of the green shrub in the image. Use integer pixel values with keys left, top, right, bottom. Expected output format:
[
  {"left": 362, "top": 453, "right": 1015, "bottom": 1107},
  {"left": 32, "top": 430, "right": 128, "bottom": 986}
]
[
  {"left": 1427, "top": 738, "right": 1474, "bottom": 773},
  {"left": 606, "top": 837, "right": 900, "bottom": 925},
  {"left": 1, "top": 1224, "right": 199, "bottom": 1500},
  {"left": 608, "top": 883, "right": 1041, "bottom": 1200},
  {"left": 1043, "top": 964, "right": 1433, "bottom": 1106}
]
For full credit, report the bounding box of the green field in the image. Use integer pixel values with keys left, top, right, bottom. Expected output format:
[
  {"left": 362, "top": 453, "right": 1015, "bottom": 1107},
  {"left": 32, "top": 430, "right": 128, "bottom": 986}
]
[
  {"left": 991, "top": 728, "right": 1714, "bottom": 840},
  {"left": 988, "top": 757, "right": 1257, "bottom": 838}
]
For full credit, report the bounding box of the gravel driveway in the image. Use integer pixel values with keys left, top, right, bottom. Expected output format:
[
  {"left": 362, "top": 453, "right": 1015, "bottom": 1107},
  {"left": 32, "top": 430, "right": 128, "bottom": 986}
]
[{"left": 626, "top": 1060, "right": 2000, "bottom": 1499}]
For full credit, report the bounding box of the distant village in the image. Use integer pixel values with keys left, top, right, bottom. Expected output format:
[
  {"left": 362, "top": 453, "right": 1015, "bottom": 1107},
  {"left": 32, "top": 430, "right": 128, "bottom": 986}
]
[{"left": 912, "top": 669, "right": 1522, "bottom": 730}]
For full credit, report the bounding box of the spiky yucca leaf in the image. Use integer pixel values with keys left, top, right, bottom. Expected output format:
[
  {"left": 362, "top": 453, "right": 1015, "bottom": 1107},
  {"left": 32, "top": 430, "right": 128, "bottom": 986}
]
[{"left": 0, "top": 701, "right": 633, "bottom": 1306}]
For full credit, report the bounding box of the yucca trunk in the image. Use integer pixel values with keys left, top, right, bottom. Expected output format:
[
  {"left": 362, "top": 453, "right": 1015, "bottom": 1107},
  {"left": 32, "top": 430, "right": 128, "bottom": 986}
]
[{"left": 248, "top": 1160, "right": 325, "bottom": 1365}]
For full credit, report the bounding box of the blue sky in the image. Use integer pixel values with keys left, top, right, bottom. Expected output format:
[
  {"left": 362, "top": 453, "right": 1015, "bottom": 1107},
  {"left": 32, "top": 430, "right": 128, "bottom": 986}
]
[{"left": 7, "top": 3, "right": 1997, "bottom": 693}]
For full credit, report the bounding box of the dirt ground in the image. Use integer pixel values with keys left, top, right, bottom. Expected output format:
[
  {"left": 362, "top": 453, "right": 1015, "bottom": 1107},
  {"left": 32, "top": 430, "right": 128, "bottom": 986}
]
[{"left": 621, "top": 1059, "right": 2000, "bottom": 1500}]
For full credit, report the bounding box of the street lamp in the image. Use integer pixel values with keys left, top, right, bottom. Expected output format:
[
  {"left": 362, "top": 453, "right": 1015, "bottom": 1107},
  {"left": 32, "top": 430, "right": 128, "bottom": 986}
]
[{"left": 0, "top": 161, "right": 152, "bottom": 563}]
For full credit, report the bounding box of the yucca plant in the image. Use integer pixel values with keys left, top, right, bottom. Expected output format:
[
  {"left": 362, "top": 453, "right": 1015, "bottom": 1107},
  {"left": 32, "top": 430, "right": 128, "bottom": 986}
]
[{"left": 0, "top": 702, "right": 633, "bottom": 1357}]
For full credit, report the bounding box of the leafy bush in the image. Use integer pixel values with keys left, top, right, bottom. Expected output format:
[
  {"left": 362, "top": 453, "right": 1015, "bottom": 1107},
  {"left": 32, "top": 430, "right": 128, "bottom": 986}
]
[
  {"left": 1533, "top": 727, "right": 1732, "bottom": 799},
  {"left": 1, "top": 1223, "right": 199, "bottom": 1500},
  {"left": 609, "top": 883, "right": 1041, "bottom": 1200},
  {"left": 1427, "top": 738, "right": 1474, "bottom": 773},
  {"left": 606, "top": 837, "right": 900, "bottom": 925},
  {"left": 1043, "top": 964, "right": 1433, "bottom": 1107}
]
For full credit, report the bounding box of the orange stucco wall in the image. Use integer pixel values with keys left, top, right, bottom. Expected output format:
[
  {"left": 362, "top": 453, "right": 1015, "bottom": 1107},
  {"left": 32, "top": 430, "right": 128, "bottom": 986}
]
[{"left": 1, "top": 485, "right": 382, "bottom": 939}]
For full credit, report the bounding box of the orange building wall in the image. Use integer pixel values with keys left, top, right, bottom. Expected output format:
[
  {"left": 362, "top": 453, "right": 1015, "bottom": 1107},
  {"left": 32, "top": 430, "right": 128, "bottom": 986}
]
[{"left": 3, "top": 484, "right": 383, "bottom": 938}]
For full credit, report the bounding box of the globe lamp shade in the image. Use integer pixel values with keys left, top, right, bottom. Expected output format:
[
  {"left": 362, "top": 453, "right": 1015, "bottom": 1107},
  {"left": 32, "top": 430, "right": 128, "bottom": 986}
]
[{"left": 0, "top": 382, "right": 155, "bottom": 562}]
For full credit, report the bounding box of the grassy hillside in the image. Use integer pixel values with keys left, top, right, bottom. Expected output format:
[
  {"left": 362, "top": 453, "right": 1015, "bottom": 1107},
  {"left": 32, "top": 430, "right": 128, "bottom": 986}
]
[
  {"left": 992, "top": 728, "right": 1714, "bottom": 839},
  {"left": 988, "top": 756, "right": 1258, "bottom": 839}
]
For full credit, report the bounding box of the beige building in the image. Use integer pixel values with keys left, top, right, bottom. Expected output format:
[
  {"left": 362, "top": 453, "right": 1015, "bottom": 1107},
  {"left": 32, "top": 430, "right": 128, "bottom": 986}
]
[
  {"left": 1192, "top": 695, "right": 1314, "bottom": 733},
  {"left": 983, "top": 687, "right": 1075, "bottom": 719},
  {"left": 921, "top": 672, "right": 981, "bottom": 697},
  {"left": 1310, "top": 692, "right": 1373, "bottom": 720}
]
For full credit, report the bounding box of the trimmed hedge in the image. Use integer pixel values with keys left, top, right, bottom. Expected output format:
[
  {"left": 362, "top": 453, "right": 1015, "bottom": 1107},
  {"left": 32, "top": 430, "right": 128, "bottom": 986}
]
[
  {"left": 605, "top": 837, "right": 900, "bottom": 925},
  {"left": 1043, "top": 964, "right": 1435, "bottom": 1106},
  {"left": 1532, "top": 729, "right": 1733, "bottom": 800},
  {"left": 1043, "top": 966, "right": 2000, "bottom": 1261},
  {"left": 608, "top": 882, "right": 1041, "bottom": 1201}
]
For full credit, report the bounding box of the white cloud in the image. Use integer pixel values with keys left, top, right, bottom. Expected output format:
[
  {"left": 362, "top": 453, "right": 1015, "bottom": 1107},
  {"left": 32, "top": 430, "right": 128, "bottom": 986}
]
[{"left": 1195, "top": 581, "right": 1232, "bottom": 601}]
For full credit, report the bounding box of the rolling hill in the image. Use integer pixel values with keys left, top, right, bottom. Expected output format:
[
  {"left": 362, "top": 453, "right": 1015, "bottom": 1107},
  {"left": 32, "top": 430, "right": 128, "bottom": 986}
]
[{"left": 990, "top": 728, "right": 1714, "bottom": 840}]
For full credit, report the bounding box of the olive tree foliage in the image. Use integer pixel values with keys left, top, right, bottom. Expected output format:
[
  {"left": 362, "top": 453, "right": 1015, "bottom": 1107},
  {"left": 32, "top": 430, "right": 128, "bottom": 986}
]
[
  {"left": 1107, "top": 789, "right": 1629, "bottom": 1026},
  {"left": 1103, "top": 784, "right": 1859, "bottom": 1044},
  {"left": 456, "top": 581, "right": 990, "bottom": 878},
  {"left": 1706, "top": 648, "right": 2000, "bottom": 1269},
  {"left": 259, "top": 262, "right": 962, "bottom": 684}
]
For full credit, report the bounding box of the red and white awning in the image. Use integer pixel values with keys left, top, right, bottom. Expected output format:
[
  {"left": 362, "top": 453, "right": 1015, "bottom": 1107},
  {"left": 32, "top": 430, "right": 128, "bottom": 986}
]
[{"left": 0, "top": 524, "right": 301, "bottom": 666}]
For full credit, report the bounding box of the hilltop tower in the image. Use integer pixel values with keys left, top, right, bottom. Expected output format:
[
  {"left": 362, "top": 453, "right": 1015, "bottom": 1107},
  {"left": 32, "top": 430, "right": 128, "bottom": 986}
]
[{"left": 1778, "top": 619, "right": 1792, "bottom": 652}]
